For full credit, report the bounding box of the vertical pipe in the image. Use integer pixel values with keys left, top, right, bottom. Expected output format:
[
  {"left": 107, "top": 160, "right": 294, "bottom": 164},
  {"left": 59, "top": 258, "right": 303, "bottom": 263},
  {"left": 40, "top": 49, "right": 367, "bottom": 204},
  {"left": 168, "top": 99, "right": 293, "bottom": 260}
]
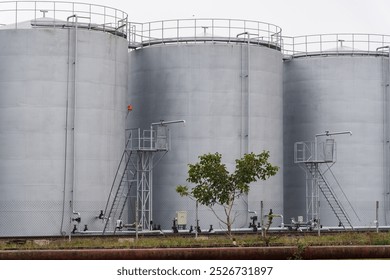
[
  {"left": 72, "top": 14, "right": 79, "bottom": 219},
  {"left": 64, "top": 14, "right": 77, "bottom": 239},
  {"left": 177, "top": 20, "right": 179, "bottom": 43},
  {"left": 89, "top": 5, "right": 92, "bottom": 27},
  {"left": 136, "top": 152, "right": 140, "bottom": 238},
  {"left": 53, "top": 2, "right": 56, "bottom": 28},
  {"left": 247, "top": 33, "right": 251, "bottom": 153},
  {"left": 305, "top": 170, "right": 309, "bottom": 222},
  {"left": 379, "top": 46, "right": 390, "bottom": 225},
  {"left": 103, "top": 6, "right": 106, "bottom": 31},
  {"left": 376, "top": 201, "right": 379, "bottom": 233},
  {"left": 150, "top": 125, "right": 153, "bottom": 150},
  {"left": 383, "top": 52, "right": 387, "bottom": 226},
  {"left": 212, "top": 19, "right": 214, "bottom": 43},
  {"left": 61, "top": 16, "right": 73, "bottom": 236},
  {"left": 161, "top": 21, "right": 164, "bottom": 44},
  {"left": 260, "top": 201, "right": 264, "bottom": 237},
  {"left": 317, "top": 200, "right": 321, "bottom": 236},
  {"left": 15, "top": 1, "right": 17, "bottom": 29},
  {"left": 368, "top": 34, "right": 370, "bottom": 54},
  {"left": 148, "top": 22, "right": 151, "bottom": 46},
  {"left": 115, "top": 9, "right": 117, "bottom": 35},
  {"left": 305, "top": 35, "right": 308, "bottom": 55},
  {"left": 67, "top": 14, "right": 79, "bottom": 241},
  {"left": 293, "top": 37, "right": 295, "bottom": 56},
  {"left": 239, "top": 34, "right": 244, "bottom": 157},
  {"left": 194, "top": 19, "right": 197, "bottom": 43},
  {"left": 195, "top": 201, "right": 199, "bottom": 239},
  {"left": 138, "top": 128, "right": 141, "bottom": 149},
  {"left": 387, "top": 50, "right": 390, "bottom": 225},
  {"left": 149, "top": 153, "right": 153, "bottom": 230},
  {"left": 228, "top": 19, "right": 231, "bottom": 42}
]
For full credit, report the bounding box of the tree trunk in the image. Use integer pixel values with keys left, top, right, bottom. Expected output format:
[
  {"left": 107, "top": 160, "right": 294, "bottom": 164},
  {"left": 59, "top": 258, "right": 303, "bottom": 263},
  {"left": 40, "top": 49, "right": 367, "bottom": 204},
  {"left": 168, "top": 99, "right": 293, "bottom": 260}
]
[{"left": 226, "top": 214, "right": 232, "bottom": 238}]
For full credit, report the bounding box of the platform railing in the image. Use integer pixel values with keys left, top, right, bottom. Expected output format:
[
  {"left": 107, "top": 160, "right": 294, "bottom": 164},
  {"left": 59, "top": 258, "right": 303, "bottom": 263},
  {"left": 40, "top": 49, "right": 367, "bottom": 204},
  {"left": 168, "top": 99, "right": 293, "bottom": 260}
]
[
  {"left": 128, "top": 18, "right": 282, "bottom": 49},
  {"left": 295, "top": 141, "right": 336, "bottom": 164},
  {"left": 283, "top": 33, "right": 390, "bottom": 57},
  {"left": 0, "top": 1, "right": 128, "bottom": 37}
]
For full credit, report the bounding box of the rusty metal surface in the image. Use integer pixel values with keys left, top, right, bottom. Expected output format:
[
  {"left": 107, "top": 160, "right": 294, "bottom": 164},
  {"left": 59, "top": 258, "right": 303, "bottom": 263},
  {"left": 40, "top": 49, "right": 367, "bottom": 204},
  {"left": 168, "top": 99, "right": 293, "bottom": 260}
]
[{"left": 1, "top": 246, "right": 390, "bottom": 260}]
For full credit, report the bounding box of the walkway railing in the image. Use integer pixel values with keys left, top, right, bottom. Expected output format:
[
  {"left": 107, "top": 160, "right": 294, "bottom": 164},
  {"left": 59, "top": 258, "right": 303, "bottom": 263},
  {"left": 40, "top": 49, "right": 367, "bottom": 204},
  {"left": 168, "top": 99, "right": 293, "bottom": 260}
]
[
  {"left": 283, "top": 33, "right": 390, "bottom": 57},
  {"left": 0, "top": 1, "right": 128, "bottom": 37},
  {"left": 128, "top": 18, "right": 282, "bottom": 49}
]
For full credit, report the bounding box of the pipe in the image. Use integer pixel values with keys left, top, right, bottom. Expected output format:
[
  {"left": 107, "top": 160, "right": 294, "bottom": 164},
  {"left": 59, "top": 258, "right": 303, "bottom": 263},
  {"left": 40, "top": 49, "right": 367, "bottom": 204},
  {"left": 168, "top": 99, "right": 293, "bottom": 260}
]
[
  {"left": 68, "top": 14, "right": 77, "bottom": 241},
  {"left": 26, "top": 225, "right": 390, "bottom": 237},
  {"left": 151, "top": 120, "right": 186, "bottom": 126},
  {"left": 60, "top": 16, "right": 75, "bottom": 236},
  {"left": 378, "top": 47, "right": 390, "bottom": 225},
  {"left": 318, "top": 201, "right": 321, "bottom": 236},
  {"left": 376, "top": 201, "right": 379, "bottom": 233},
  {"left": 236, "top": 32, "right": 251, "bottom": 220},
  {"left": 247, "top": 34, "right": 251, "bottom": 154},
  {"left": 314, "top": 131, "right": 352, "bottom": 161},
  {"left": 60, "top": 14, "right": 78, "bottom": 238},
  {"left": 377, "top": 46, "right": 390, "bottom": 225},
  {"left": 376, "top": 46, "right": 390, "bottom": 52},
  {"left": 263, "top": 214, "right": 284, "bottom": 229},
  {"left": 236, "top": 32, "right": 250, "bottom": 156},
  {"left": 64, "top": 15, "right": 91, "bottom": 239},
  {"left": 387, "top": 48, "right": 390, "bottom": 226}
]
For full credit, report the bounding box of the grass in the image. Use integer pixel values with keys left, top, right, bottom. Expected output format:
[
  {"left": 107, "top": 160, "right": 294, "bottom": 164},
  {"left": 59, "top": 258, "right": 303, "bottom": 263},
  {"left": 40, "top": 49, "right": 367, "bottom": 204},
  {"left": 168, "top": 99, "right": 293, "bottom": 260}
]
[{"left": 1, "top": 232, "right": 390, "bottom": 250}]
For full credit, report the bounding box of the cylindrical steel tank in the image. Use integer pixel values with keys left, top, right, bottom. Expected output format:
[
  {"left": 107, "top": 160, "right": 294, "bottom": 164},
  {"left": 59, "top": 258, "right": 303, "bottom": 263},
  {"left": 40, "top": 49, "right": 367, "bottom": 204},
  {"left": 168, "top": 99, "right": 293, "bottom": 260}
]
[
  {"left": 283, "top": 34, "right": 390, "bottom": 227},
  {"left": 128, "top": 19, "right": 283, "bottom": 230},
  {"left": 0, "top": 1, "right": 128, "bottom": 236}
]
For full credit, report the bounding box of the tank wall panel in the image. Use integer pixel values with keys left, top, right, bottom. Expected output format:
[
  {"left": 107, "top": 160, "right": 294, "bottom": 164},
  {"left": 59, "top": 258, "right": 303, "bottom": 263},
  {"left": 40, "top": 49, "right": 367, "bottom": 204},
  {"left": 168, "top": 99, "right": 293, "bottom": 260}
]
[
  {"left": 0, "top": 28, "right": 127, "bottom": 236},
  {"left": 128, "top": 44, "right": 283, "bottom": 230},
  {"left": 284, "top": 56, "right": 388, "bottom": 226}
]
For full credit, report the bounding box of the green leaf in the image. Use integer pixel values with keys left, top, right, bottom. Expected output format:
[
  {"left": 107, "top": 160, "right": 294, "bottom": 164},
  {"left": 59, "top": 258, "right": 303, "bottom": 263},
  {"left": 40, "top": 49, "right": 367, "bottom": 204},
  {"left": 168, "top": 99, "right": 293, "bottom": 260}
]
[{"left": 176, "top": 151, "right": 278, "bottom": 236}]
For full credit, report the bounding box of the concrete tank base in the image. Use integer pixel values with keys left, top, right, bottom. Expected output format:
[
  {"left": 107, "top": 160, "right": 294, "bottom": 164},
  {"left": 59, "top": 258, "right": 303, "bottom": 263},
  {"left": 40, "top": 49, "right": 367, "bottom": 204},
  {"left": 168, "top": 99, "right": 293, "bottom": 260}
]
[{"left": 1, "top": 246, "right": 390, "bottom": 259}]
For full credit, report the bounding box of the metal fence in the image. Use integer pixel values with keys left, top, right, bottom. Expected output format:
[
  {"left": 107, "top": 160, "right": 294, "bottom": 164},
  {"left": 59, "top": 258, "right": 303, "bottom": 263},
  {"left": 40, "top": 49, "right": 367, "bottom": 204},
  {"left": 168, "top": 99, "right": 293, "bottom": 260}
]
[
  {"left": 0, "top": 1, "right": 128, "bottom": 37},
  {"left": 2, "top": 197, "right": 387, "bottom": 237},
  {"left": 283, "top": 33, "right": 390, "bottom": 57},
  {"left": 128, "top": 18, "right": 282, "bottom": 49},
  {"left": 294, "top": 140, "right": 336, "bottom": 164}
]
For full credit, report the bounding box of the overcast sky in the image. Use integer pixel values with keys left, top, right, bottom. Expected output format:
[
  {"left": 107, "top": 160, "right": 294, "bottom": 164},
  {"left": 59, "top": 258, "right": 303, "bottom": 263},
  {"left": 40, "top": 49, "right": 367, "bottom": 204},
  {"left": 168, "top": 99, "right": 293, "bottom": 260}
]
[{"left": 85, "top": 0, "right": 390, "bottom": 36}]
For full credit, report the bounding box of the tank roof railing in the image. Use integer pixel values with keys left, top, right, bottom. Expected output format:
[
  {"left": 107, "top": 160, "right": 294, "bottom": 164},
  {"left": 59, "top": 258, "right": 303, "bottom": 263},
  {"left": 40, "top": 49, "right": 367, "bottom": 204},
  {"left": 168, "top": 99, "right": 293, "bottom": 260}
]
[
  {"left": 128, "top": 18, "right": 282, "bottom": 50},
  {"left": 0, "top": 1, "right": 128, "bottom": 37},
  {"left": 283, "top": 33, "right": 390, "bottom": 58}
]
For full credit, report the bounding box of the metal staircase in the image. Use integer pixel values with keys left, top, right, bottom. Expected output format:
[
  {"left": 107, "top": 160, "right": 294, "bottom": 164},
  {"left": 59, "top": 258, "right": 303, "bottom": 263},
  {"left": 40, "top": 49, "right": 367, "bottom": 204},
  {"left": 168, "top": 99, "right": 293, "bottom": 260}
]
[
  {"left": 102, "top": 137, "right": 138, "bottom": 235},
  {"left": 102, "top": 120, "right": 185, "bottom": 235},
  {"left": 305, "top": 162, "right": 353, "bottom": 229},
  {"left": 294, "top": 131, "right": 357, "bottom": 230}
]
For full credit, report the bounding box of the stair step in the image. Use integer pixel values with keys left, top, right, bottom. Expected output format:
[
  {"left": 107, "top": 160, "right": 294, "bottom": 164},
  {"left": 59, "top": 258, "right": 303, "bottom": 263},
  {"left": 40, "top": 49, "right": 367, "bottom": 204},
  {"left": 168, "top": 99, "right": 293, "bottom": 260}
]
[{"left": 304, "top": 164, "right": 354, "bottom": 229}]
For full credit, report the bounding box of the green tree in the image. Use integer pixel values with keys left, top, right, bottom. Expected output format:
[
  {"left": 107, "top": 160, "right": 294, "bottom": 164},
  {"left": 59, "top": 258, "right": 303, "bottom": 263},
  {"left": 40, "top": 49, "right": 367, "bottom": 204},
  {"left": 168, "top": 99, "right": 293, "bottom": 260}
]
[{"left": 176, "top": 151, "right": 279, "bottom": 237}]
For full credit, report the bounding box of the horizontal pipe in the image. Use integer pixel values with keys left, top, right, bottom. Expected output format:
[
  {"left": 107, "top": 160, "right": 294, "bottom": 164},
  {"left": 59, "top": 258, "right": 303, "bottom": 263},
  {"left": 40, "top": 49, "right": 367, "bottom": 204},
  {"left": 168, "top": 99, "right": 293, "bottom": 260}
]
[
  {"left": 315, "top": 131, "right": 352, "bottom": 138},
  {"left": 2, "top": 246, "right": 390, "bottom": 260},
  {"left": 151, "top": 120, "right": 185, "bottom": 126}
]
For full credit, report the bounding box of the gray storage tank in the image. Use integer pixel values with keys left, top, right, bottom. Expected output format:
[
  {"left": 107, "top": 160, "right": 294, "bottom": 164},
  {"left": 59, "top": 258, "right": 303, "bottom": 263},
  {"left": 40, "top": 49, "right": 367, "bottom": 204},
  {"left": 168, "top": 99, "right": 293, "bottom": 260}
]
[
  {"left": 283, "top": 34, "right": 390, "bottom": 227},
  {"left": 128, "top": 19, "right": 283, "bottom": 230},
  {"left": 0, "top": 1, "right": 128, "bottom": 236}
]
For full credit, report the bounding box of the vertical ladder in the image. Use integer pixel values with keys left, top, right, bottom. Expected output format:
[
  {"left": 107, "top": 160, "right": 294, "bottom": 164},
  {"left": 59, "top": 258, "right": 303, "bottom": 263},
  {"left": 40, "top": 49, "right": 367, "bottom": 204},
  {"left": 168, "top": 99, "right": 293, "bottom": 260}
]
[
  {"left": 102, "top": 143, "right": 137, "bottom": 235},
  {"left": 305, "top": 162, "right": 354, "bottom": 229}
]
